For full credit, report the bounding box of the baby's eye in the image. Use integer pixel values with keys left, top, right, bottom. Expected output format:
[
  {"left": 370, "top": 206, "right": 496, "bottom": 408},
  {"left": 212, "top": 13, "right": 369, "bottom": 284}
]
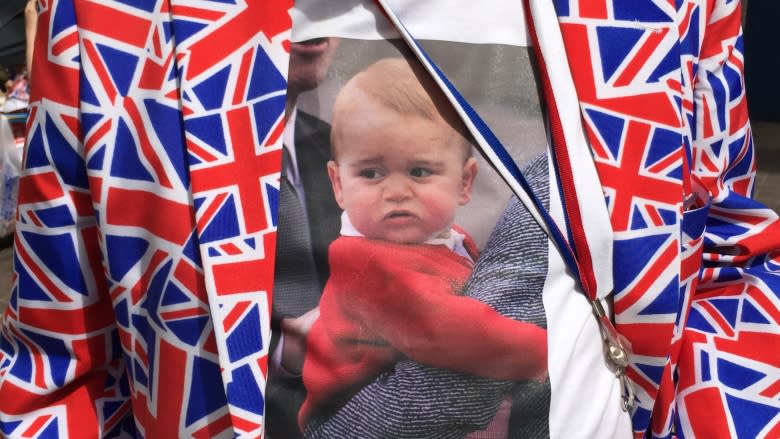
[
  {"left": 410, "top": 167, "right": 432, "bottom": 178},
  {"left": 358, "top": 169, "right": 381, "bottom": 179}
]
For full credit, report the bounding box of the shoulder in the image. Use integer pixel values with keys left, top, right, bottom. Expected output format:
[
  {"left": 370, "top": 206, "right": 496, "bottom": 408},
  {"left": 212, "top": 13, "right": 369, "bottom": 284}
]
[{"left": 296, "top": 110, "right": 331, "bottom": 137}]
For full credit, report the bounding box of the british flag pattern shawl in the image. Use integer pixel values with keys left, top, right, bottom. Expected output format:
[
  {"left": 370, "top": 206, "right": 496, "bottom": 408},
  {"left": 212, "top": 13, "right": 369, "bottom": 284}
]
[
  {"left": 0, "top": 0, "right": 778, "bottom": 438},
  {"left": 550, "top": 0, "right": 780, "bottom": 437}
]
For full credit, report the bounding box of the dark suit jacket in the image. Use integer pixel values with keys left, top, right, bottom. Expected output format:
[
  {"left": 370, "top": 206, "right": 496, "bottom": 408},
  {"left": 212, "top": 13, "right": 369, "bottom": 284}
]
[
  {"left": 304, "top": 153, "right": 551, "bottom": 439},
  {"left": 267, "top": 111, "right": 342, "bottom": 439}
]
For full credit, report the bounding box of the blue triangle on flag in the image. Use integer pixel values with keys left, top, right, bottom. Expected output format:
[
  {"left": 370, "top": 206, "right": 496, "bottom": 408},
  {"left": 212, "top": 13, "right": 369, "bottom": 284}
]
[
  {"left": 700, "top": 350, "right": 711, "bottom": 381},
  {"left": 172, "top": 19, "right": 208, "bottom": 45},
  {"left": 9, "top": 336, "right": 32, "bottom": 381},
  {"left": 111, "top": 118, "right": 155, "bottom": 182},
  {"left": 193, "top": 196, "right": 206, "bottom": 213},
  {"left": 38, "top": 416, "right": 59, "bottom": 439},
  {"left": 686, "top": 307, "right": 716, "bottom": 334},
  {"left": 614, "top": 1, "right": 670, "bottom": 21},
  {"left": 226, "top": 304, "right": 264, "bottom": 362},
  {"left": 188, "top": 113, "right": 227, "bottom": 155},
  {"left": 718, "top": 358, "right": 766, "bottom": 390},
  {"left": 51, "top": 0, "right": 75, "bottom": 39},
  {"left": 741, "top": 299, "right": 770, "bottom": 324},
  {"left": 115, "top": 298, "right": 129, "bottom": 328},
  {"left": 192, "top": 65, "right": 230, "bottom": 111},
  {"left": 35, "top": 205, "right": 75, "bottom": 228},
  {"left": 1, "top": 421, "right": 22, "bottom": 437},
  {"left": 133, "top": 359, "right": 148, "bottom": 387},
  {"left": 658, "top": 208, "right": 677, "bottom": 226},
  {"left": 144, "top": 99, "right": 189, "bottom": 187},
  {"left": 630, "top": 205, "right": 648, "bottom": 229},
  {"left": 726, "top": 135, "right": 751, "bottom": 178},
  {"left": 80, "top": 68, "right": 100, "bottom": 106},
  {"left": 95, "top": 43, "right": 139, "bottom": 97},
  {"left": 163, "top": 20, "right": 173, "bottom": 43},
  {"left": 724, "top": 63, "right": 742, "bottom": 103},
  {"left": 25, "top": 126, "right": 48, "bottom": 169},
  {"left": 200, "top": 195, "right": 240, "bottom": 243},
  {"left": 596, "top": 27, "right": 644, "bottom": 82},
  {"left": 21, "top": 329, "right": 69, "bottom": 386},
  {"left": 227, "top": 364, "right": 264, "bottom": 415},
  {"left": 710, "top": 140, "right": 723, "bottom": 158},
  {"left": 162, "top": 282, "right": 191, "bottom": 306},
  {"left": 87, "top": 145, "right": 106, "bottom": 170},
  {"left": 267, "top": 182, "right": 279, "bottom": 227},
  {"left": 106, "top": 234, "right": 149, "bottom": 282},
  {"left": 102, "top": 401, "right": 126, "bottom": 426},
  {"left": 613, "top": 234, "right": 670, "bottom": 294},
  {"left": 15, "top": 257, "right": 52, "bottom": 302},
  {"left": 638, "top": 277, "right": 678, "bottom": 315},
  {"left": 681, "top": 9, "right": 701, "bottom": 56},
  {"left": 252, "top": 95, "right": 285, "bottom": 144},
  {"left": 141, "top": 260, "right": 173, "bottom": 330},
  {"left": 636, "top": 363, "right": 665, "bottom": 386},
  {"left": 646, "top": 127, "right": 681, "bottom": 169},
  {"left": 649, "top": 44, "right": 681, "bottom": 83},
  {"left": 187, "top": 152, "right": 202, "bottom": 165},
  {"left": 115, "top": 0, "right": 156, "bottom": 12},
  {"left": 168, "top": 316, "right": 209, "bottom": 347},
  {"left": 22, "top": 231, "right": 87, "bottom": 294},
  {"left": 46, "top": 115, "right": 89, "bottom": 189},
  {"left": 186, "top": 356, "right": 228, "bottom": 426},
  {"left": 81, "top": 112, "right": 104, "bottom": 138},
  {"left": 709, "top": 298, "right": 739, "bottom": 329},
  {"left": 247, "top": 49, "right": 287, "bottom": 100},
  {"left": 725, "top": 394, "right": 780, "bottom": 439},
  {"left": 585, "top": 109, "right": 624, "bottom": 159},
  {"left": 552, "top": 0, "right": 569, "bottom": 16},
  {"left": 182, "top": 232, "right": 202, "bottom": 268}
]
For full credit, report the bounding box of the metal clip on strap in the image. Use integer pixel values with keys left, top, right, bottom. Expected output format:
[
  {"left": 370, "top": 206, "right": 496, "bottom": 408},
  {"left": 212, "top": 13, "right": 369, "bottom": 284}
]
[{"left": 591, "top": 299, "right": 636, "bottom": 412}]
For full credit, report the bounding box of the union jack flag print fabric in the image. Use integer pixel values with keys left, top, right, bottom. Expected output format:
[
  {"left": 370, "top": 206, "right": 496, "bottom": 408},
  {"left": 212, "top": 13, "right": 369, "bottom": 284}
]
[
  {"left": 555, "top": 0, "right": 780, "bottom": 437},
  {"left": 0, "top": 0, "right": 778, "bottom": 438},
  {"left": 0, "top": 0, "right": 291, "bottom": 436}
]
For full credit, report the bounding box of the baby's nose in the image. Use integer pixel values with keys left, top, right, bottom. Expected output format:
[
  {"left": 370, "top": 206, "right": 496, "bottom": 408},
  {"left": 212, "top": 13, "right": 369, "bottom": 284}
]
[{"left": 383, "top": 175, "right": 413, "bottom": 201}]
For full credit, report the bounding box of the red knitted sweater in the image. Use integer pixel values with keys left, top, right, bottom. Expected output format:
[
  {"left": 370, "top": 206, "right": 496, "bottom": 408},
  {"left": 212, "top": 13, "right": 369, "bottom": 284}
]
[{"left": 298, "top": 235, "right": 548, "bottom": 428}]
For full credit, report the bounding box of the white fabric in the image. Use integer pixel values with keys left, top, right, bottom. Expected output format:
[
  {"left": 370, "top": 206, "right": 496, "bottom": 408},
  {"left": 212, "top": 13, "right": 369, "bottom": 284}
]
[
  {"left": 291, "top": 0, "right": 529, "bottom": 46},
  {"left": 544, "top": 155, "right": 632, "bottom": 438}
]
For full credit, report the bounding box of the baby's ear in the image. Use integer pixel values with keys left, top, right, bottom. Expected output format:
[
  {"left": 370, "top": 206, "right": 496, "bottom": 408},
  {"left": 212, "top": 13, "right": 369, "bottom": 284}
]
[
  {"left": 458, "top": 157, "right": 478, "bottom": 205},
  {"left": 327, "top": 161, "right": 346, "bottom": 208}
]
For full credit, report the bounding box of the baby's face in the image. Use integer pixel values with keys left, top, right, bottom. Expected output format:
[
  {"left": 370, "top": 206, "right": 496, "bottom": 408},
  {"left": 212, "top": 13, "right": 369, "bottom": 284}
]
[{"left": 329, "top": 103, "right": 477, "bottom": 244}]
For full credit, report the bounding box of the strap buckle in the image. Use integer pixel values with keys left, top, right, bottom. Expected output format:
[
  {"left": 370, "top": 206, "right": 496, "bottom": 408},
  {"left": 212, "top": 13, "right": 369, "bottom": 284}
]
[{"left": 591, "top": 299, "right": 636, "bottom": 412}]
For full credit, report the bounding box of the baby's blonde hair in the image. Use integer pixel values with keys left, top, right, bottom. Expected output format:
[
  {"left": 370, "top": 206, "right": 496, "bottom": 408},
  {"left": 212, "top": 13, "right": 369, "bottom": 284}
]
[{"left": 331, "top": 57, "right": 473, "bottom": 159}]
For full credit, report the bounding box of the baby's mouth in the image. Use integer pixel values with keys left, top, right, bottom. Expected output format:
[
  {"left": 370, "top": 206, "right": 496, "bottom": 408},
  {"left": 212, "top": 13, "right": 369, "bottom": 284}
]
[{"left": 385, "top": 210, "right": 414, "bottom": 220}]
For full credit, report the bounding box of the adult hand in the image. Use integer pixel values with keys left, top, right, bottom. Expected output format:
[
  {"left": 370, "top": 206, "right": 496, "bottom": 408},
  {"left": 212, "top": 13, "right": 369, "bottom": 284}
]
[{"left": 280, "top": 307, "right": 320, "bottom": 375}]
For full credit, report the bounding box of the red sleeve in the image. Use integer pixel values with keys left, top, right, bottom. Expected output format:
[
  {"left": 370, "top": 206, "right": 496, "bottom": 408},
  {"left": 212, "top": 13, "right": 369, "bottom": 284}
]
[{"left": 329, "top": 238, "right": 547, "bottom": 381}]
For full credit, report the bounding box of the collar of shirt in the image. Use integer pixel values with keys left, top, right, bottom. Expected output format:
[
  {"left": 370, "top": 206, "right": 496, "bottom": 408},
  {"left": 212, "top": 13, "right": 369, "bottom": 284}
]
[{"left": 338, "top": 211, "right": 473, "bottom": 261}]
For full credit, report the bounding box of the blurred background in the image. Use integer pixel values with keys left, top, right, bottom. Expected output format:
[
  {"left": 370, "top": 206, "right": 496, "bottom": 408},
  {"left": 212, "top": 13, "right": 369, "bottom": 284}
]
[{"left": 0, "top": 1, "right": 777, "bottom": 312}]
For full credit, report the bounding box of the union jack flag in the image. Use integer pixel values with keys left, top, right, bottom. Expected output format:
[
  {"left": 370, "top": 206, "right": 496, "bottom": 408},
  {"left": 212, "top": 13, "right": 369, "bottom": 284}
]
[
  {"left": 557, "top": 0, "right": 780, "bottom": 437},
  {"left": 0, "top": 0, "right": 778, "bottom": 438},
  {"left": 0, "top": 0, "right": 291, "bottom": 436}
]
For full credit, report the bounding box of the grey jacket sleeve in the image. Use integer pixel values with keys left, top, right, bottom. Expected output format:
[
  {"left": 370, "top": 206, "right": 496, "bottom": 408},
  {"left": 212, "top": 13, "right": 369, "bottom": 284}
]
[{"left": 304, "top": 153, "right": 551, "bottom": 439}]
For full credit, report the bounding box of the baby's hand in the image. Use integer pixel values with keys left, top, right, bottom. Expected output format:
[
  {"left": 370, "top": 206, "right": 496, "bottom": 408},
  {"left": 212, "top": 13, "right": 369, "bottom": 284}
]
[{"left": 280, "top": 307, "right": 320, "bottom": 375}]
